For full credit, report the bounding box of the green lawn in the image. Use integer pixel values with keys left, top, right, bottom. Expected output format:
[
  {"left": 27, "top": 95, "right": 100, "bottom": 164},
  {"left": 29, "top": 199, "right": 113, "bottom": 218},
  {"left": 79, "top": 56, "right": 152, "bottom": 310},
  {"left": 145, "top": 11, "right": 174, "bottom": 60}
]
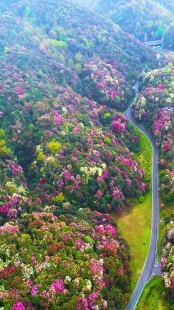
[
  {"left": 111, "top": 128, "right": 152, "bottom": 289},
  {"left": 133, "top": 126, "right": 152, "bottom": 188},
  {"left": 112, "top": 192, "right": 152, "bottom": 289},
  {"left": 136, "top": 277, "right": 172, "bottom": 310}
]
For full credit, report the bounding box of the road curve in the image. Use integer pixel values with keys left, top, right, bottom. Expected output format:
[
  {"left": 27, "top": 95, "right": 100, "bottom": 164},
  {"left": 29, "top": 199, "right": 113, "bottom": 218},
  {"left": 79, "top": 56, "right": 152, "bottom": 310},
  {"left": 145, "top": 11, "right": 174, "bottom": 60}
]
[{"left": 124, "top": 96, "right": 159, "bottom": 310}]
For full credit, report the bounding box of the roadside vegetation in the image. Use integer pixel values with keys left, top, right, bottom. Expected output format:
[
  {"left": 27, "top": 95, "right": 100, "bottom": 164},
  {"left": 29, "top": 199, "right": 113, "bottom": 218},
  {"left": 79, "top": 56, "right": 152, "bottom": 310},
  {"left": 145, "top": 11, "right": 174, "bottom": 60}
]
[
  {"left": 158, "top": 201, "right": 174, "bottom": 258},
  {"left": 112, "top": 125, "right": 152, "bottom": 289},
  {"left": 136, "top": 277, "right": 171, "bottom": 310},
  {"left": 133, "top": 126, "right": 152, "bottom": 188},
  {"left": 132, "top": 65, "right": 174, "bottom": 306}
]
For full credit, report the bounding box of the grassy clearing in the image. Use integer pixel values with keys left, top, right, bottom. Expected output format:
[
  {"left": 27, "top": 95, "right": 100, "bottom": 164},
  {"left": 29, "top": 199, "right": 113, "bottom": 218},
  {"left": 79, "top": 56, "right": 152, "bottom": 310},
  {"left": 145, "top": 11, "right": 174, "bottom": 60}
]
[
  {"left": 133, "top": 126, "right": 152, "bottom": 188},
  {"left": 136, "top": 277, "right": 172, "bottom": 310},
  {"left": 111, "top": 127, "right": 152, "bottom": 289},
  {"left": 112, "top": 192, "right": 152, "bottom": 290}
]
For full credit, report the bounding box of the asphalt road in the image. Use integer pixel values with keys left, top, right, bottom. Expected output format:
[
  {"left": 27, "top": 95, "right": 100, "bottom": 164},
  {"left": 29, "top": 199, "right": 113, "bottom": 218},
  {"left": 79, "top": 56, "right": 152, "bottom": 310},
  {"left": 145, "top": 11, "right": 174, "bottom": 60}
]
[{"left": 124, "top": 98, "right": 159, "bottom": 310}]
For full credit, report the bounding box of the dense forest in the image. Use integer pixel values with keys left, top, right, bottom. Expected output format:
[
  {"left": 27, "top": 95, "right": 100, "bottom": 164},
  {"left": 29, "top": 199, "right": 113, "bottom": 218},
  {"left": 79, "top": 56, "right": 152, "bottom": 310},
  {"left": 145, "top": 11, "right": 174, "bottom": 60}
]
[{"left": 0, "top": 0, "right": 174, "bottom": 309}]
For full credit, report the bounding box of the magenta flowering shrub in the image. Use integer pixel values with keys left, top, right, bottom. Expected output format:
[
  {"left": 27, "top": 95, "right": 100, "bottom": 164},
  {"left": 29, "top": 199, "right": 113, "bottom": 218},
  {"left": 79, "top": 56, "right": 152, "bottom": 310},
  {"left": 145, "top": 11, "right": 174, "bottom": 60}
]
[
  {"left": 12, "top": 302, "right": 26, "bottom": 310},
  {"left": 110, "top": 113, "right": 127, "bottom": 133},
  {"left": 0, "top": 160, "right": 30, "bottom": 223},
  {"left": 0, "top": 83, "right": 146, "bottom": 221},
  {"left": 132, "top": 65, "right": 174, "bottom": 203},
  {"left": 161, "top": 221, "right": 174, "bottom": 301},
  {"left": 0, "top": 0, "right": 157, "bottom": 111},
  {"left": 22, "top": 88, "right": 145, "bottom": 214},
  {"left": 79, "top": 60, "right": 134, "bottom": 110},
  {"left": 0, "top": 209, "right": 130, "bottom": 309},
  {"left": 132, "top": 64, "right": 174, "bottom": 305},
  {"left": 0, "top": 1, "right": 157, "bottom": 308}
]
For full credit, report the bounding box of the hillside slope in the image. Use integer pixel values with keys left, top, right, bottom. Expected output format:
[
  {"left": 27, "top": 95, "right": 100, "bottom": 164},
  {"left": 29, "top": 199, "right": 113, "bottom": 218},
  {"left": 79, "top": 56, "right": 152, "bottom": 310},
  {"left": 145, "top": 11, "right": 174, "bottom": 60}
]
[
  {"left": 96, "top": 0, "right": 174, "bottom": 41},
  {"left": 0, "top": 1, "right": 159, "bottom": 309}
]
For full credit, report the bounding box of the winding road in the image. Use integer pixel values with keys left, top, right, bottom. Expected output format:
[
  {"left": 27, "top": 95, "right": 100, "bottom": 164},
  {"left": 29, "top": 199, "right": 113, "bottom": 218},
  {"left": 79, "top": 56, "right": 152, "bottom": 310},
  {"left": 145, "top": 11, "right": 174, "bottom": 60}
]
[{"left": 124, "top": 83, "right": 159, "bottom": 310}]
